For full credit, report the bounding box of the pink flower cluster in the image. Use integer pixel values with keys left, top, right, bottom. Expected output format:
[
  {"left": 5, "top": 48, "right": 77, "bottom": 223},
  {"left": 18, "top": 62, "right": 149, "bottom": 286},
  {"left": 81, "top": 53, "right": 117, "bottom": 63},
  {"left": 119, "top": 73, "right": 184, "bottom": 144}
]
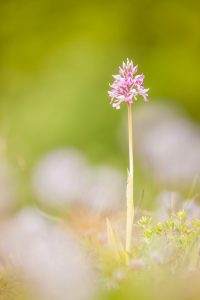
[{"left": 108, "top": 59, "right": 149, "bottom": 109}]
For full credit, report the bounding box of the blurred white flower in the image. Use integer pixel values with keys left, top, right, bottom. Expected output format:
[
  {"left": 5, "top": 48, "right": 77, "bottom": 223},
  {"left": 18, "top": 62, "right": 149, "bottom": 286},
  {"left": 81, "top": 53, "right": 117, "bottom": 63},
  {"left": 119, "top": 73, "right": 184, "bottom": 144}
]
[
  {"left": 32, "top": 148, "right": 125, "bottom": 214},
  {"left": 113, "top": 269, "right": 126, "bottom": 282},
  {"left": 156, "top": 190, "right": 182, "bottom": 221},
  {"left": 129, "top": 258, "right": 147, "bottom": 270},
  {"left": 149, "top": 237, "right": 176, "bottom": 265},
  {"left": 156, "top": 190, "right": 200, "bottom": 221},
  {"left": 83, "top": 166, "right": 126, "bottom": 214},
  {"left": 0, "top": 208, "right": 95, "bottom": 300},
  {"left": 133, "top": 103, "right": 200, "bottom": 187},
  {"left": 0, "top": 163, "right": 17, "bottom": 216},
  {"left": 32, "top": 149, "right": 90, "bottom": 208},
  {"left": 183, "top": 200, "right": 200, "bottom": 220}
]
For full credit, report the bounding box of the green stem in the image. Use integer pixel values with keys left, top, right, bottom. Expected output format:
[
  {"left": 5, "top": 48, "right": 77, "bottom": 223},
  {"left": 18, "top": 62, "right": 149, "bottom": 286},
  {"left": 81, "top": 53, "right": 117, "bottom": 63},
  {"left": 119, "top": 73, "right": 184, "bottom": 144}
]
[
  {"left": 126, "top": 104, "right": 134, "bottom": 253},
  {"left": 128, "top": 104, "right": 133, "bottom": 178}
]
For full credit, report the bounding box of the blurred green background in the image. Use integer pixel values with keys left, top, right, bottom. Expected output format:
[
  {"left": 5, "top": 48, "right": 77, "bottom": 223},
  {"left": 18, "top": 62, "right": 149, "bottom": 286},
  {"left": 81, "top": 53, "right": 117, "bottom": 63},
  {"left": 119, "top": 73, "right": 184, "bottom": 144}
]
[{"left": 0, "top": 0, "right": 200, "bottom": 206}]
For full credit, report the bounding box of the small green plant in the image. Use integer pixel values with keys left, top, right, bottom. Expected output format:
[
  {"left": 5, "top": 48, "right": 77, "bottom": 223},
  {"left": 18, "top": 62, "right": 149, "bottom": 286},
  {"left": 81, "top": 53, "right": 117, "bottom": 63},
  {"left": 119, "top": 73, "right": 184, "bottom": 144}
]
[{"left": 137, "top": 210, "right": 200, "bottom": 269}]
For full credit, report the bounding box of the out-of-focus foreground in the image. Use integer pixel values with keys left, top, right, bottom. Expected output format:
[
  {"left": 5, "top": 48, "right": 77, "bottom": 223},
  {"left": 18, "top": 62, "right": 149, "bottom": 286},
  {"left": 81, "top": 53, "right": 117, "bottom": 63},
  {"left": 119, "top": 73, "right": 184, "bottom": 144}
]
[{"left": 0, "top": 0, "right": 200, "bottom": 299}]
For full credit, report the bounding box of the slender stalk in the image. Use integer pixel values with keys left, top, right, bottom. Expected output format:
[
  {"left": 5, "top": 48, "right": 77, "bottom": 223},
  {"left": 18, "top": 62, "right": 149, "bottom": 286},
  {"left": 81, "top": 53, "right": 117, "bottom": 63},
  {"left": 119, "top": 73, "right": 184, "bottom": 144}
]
[
  {"left": 128, "top": 104, "right": 133, "bottom": 178},
  {"left": 126, "top": 104, "right": 134, "bottom": 253}
]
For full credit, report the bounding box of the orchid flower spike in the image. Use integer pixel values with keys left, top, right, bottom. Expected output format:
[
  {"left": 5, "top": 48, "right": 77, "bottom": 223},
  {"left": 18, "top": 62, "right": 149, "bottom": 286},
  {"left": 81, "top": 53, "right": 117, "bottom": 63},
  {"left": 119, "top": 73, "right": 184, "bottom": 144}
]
[{"left": 108, "top": 59, "right": 149, "bottom": 109}]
